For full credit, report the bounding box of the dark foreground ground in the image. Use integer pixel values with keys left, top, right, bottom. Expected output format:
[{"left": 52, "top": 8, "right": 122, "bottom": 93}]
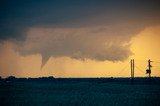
[{"left": 0, "top": 77, "right": 160, "bottom": 106}]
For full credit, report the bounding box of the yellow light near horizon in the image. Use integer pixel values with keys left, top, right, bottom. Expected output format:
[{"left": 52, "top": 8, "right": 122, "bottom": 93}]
[
  {"left": 42, "top": 57, "right": 130, "bottom": 78},
  {"left": 0, "top": 26, "right": 160, "bottom": 78},
  {"left": 130, "top": 26, "right": 160, "bottom": 76}
]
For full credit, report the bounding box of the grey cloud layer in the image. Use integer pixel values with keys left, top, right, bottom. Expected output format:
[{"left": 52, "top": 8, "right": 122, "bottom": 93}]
[
  {"left": 17, "top": 25, "right": 137, "bottom": 67},
  {"left": 1, "top": 0, "right": 160, "bottom": 68}
]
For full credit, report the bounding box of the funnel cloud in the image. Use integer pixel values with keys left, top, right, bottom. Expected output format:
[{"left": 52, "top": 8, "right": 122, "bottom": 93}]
[
  {"left": 1, "top": 0, "right": 160, "bottom": 69},
  {"left": 17, "top": 25, "right": 141, "bottom": 68}
]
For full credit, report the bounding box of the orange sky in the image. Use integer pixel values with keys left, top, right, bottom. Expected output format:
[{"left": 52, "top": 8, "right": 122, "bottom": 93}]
[{"left": 0, "top": 25, "right": 160, "bottom": 78}]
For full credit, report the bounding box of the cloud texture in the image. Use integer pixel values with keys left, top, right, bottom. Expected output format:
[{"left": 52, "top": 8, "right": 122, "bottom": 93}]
[
  {"left": 1, "top": 0, "right": 160, "bottom": 68},
  {"left": 16, "top": 24, "right": 141, "bottom": 67}
]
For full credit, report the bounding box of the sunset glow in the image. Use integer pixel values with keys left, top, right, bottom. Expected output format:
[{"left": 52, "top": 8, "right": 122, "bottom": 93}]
[{"left": 0, "top": 0, "right": 160, "bottom": 78}]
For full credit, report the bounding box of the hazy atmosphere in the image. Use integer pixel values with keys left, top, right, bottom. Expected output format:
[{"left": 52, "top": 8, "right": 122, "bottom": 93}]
[{"left": 0, "top": 0, "right": 160, "bottom": 77}]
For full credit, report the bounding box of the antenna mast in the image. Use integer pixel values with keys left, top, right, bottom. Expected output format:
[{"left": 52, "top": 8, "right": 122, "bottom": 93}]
[
  {"left": 146, "top": 59, "right": 152, "bottom": 77},
  {"left": 130, "top": 59, "right": 134, "bottom": 78}
]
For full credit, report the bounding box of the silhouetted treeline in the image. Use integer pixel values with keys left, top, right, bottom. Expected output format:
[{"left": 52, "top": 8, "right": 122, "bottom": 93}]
[
  {"left": 0, "top": 76, "right": 160, "bottom": 84},
  {"left": 0, "top": 76, "right": 55, "bottom": 82}
]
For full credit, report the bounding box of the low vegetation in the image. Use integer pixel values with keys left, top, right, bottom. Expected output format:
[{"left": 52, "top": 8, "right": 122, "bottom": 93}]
[{"left": 0, "top": 77, "right": 160, "bottom": 106}]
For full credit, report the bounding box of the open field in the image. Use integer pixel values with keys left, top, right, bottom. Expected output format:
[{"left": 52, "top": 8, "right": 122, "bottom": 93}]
[{"left": 0, "top": 78, "right": 160, "bottom": 106}]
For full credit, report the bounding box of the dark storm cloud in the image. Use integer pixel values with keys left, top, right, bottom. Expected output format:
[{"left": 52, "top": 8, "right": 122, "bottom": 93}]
[
  {"left": 18, "top": 26, "right": 134, "bottom": 67},
  {"left": 0, "top": 0, "right": 160, "bottom": 67},
  {"left": 0, "top": 0, "right": 160, "bottom": 40}
]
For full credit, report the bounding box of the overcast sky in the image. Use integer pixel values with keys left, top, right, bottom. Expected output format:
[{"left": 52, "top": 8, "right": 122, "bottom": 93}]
[{"left": 0, "top": 0, "right": 160, "bottom": 77}]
